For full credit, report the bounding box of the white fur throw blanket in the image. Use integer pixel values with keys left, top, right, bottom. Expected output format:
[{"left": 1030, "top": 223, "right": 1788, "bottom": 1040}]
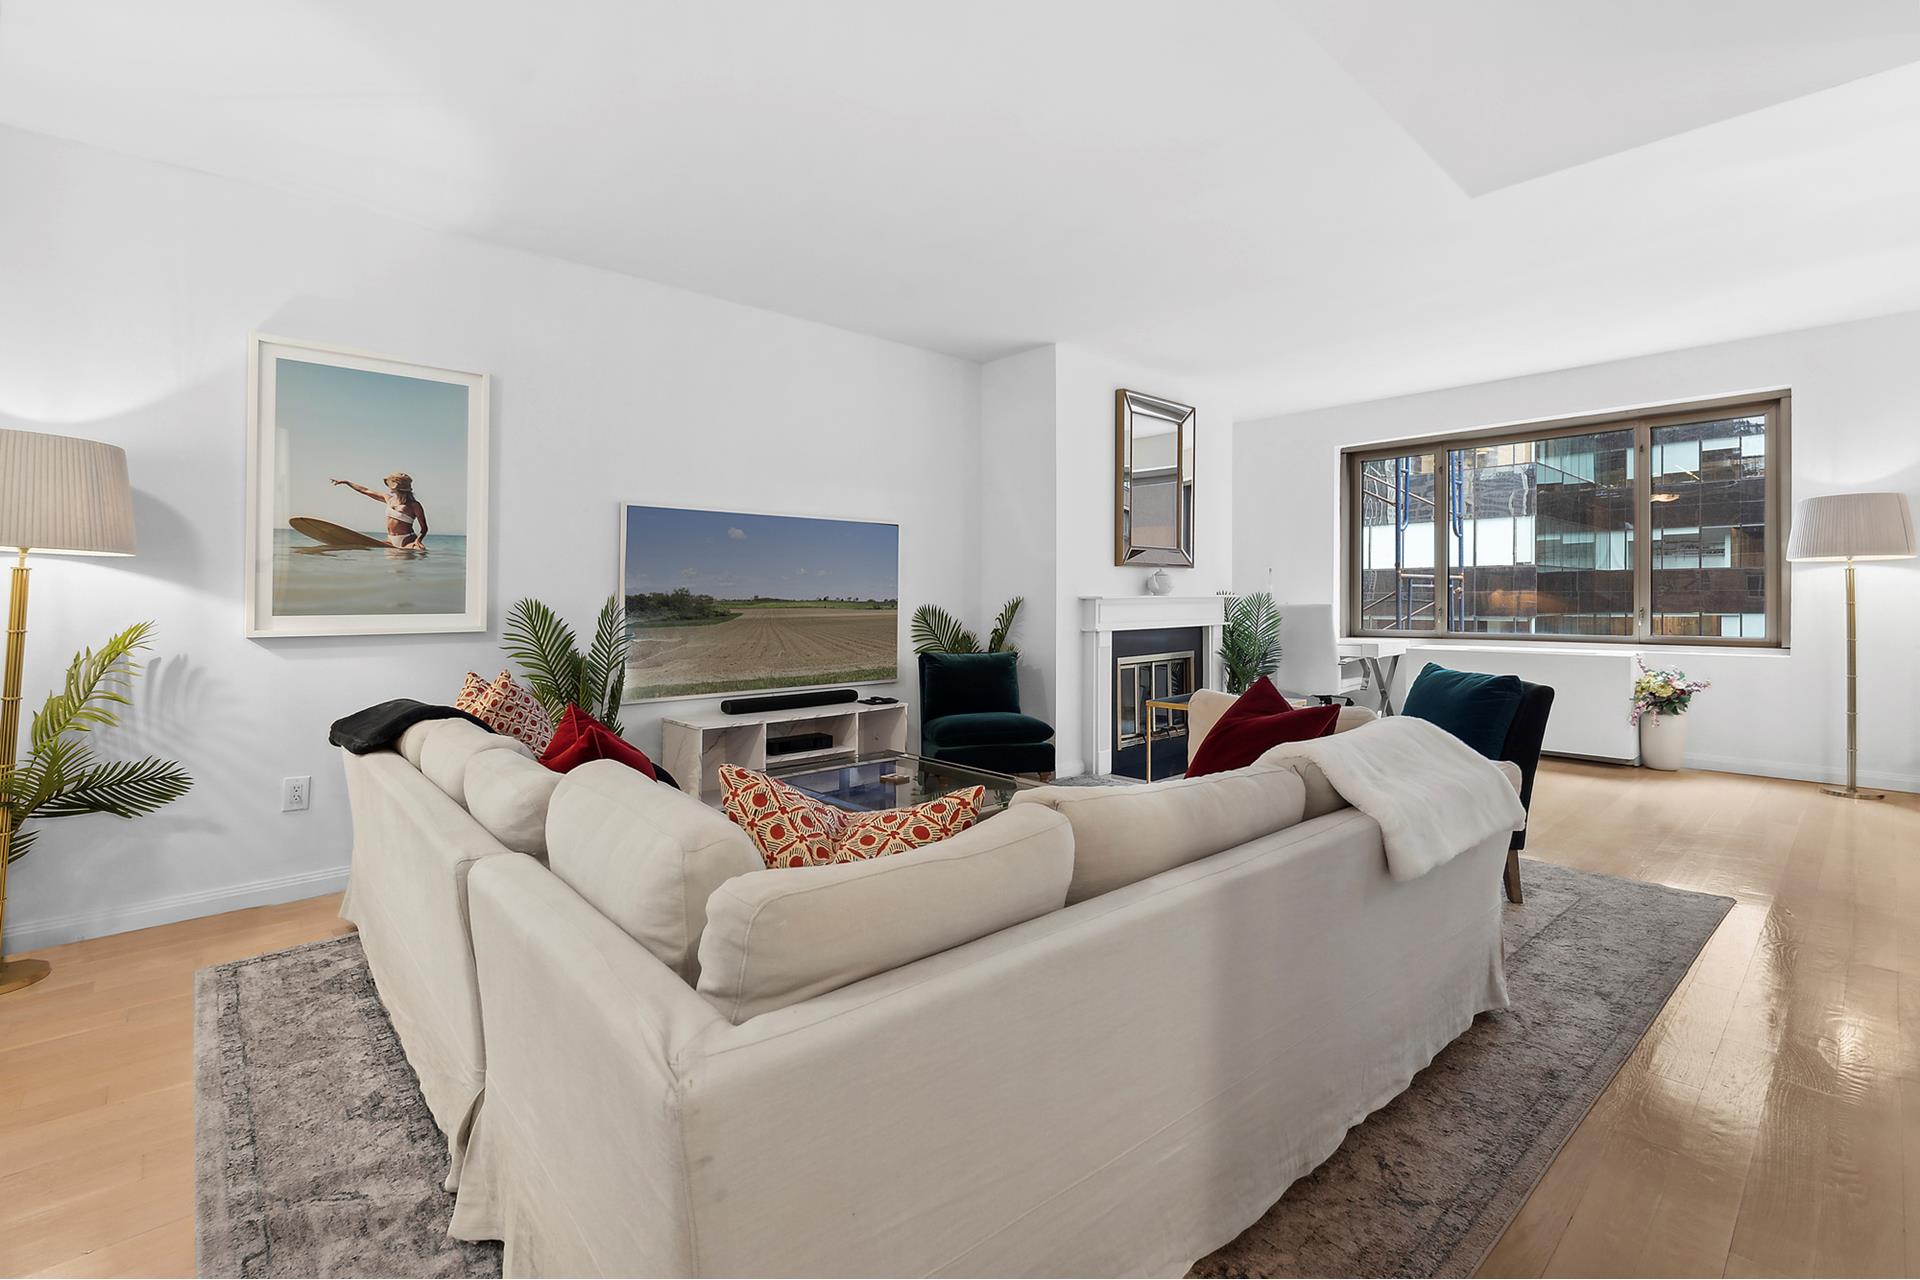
[{"left": 1258, "top": 716, "right": 1527, "bottom": 880}]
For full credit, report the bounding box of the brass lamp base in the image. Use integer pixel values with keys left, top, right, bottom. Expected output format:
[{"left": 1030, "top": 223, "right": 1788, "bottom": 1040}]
[
  {"left": 0, "top": 957, "right": 50, "bottom": 995},
  {"left": 1822, "top": 785, "right": 1888, "bottom": 802}
]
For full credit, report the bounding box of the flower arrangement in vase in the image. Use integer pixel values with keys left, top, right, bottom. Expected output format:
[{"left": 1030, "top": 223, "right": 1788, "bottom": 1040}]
[{"left": 1630, "top": 660, "right": 1711, "bottom": 771}]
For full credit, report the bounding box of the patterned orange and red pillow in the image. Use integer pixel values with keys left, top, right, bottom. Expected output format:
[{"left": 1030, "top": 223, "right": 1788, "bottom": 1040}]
[
  {"left": 455, "top": 669, "right": 556, "bottom": 754},
  {"left": 717, "top": 764, "right": 984, "bottom": 869}
]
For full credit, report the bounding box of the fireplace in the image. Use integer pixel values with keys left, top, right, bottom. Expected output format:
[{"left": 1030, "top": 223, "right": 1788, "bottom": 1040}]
[
  {"left": 1078, "top": 594, "right": 1227, "bottom": 779},
  {"left": 1111, "top": 626, "right": 1203, "bottom": 780}
]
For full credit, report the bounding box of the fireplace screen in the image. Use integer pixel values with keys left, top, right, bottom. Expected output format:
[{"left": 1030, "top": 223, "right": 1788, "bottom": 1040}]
[{"left": 1116, "top": 650, "right": 1196, "bottom": 748}]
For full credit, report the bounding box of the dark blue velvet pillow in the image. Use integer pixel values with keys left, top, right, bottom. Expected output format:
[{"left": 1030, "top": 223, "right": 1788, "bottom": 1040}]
[{"left": 1401, "top": 663, "right": 1524, "bottom": 760}]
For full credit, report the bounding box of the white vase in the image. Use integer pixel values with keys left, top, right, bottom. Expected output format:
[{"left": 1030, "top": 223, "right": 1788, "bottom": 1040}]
[
  {"left": 1639, "top": 710, "right": 1688, "bottom": 771},
  {"left": 1145, "top": 570, "right": 1173, "bottom": 596}
]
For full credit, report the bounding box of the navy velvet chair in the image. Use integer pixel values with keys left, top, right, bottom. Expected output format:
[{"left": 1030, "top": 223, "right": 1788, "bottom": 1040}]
[
  {"left": 917, "top": 652, "right": 1056, "bottom": 777},
  {"left": 1496, "top": 681, "right": 1555, "bottom": 903},
  {"left": 1402, "top": 663, "right": 1555, "bottom": 904}
]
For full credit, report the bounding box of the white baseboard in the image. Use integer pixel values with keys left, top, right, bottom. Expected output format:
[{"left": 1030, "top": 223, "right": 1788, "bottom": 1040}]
[
  {"left": 5, "top": 864, "right": 350, "bottom": 953},
  {"left": 1679, "top": 752, "right": 1918, "bottom": 795}
]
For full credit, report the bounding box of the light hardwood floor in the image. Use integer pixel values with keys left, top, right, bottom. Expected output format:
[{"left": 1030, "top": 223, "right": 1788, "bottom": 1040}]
[{"left": 0, "top": 761, "right": 1914, "bottom": 1278}]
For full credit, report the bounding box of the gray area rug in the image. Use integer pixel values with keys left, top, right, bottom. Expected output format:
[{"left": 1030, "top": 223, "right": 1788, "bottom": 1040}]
[
  {"left": 194, "top": 938, "right": 502, "bottom": 1278},
  {"left": 194, "top": 859, "right": 1729, "bottom": 1279}
]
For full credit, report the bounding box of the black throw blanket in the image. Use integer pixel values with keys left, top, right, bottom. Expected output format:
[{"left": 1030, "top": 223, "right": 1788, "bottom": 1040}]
[{"left": 328, "top": 699, "right": 492, "bottom": 754}]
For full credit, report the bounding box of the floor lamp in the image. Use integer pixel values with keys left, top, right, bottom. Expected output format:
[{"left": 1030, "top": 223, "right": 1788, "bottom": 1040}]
[
  {"left": 0, "top": 428, "right": 137, "bottom": 995},
  {"left": 1785, "top": 491, "right": 1917, "bottom": 802}
]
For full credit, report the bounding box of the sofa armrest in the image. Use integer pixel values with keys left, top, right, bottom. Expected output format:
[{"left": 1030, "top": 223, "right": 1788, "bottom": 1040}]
[
  {"left": 1333, "top": 706, "right": 1378, "bottom": 734},
  {"left": 452, "top": 853, "right": 726, "bottom": 1272},
  {"left": 1186, "top": 688, "right": 1236, "bottom": 753}
]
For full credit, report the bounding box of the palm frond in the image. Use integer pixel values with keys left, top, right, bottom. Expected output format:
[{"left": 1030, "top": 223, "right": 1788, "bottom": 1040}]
[
  {"left": 29, "top": 756, "right": 194, "bottom": 819},
  {"left": 501, "top": 598, "right": 581, "bottom": 719},
  {"left": 910, "top": 604, "right": 980, "bottom": 654},
  {"left": 7, "top": 622, "right": 191, "bottom": 865},
  {"left": 5, "top": 826, "right": 37, "bottom": 864},
  {"left": 10, "top": 735, "right": 98, "bottom": 812},
  {"left": 985, "top": 596, "right": 1024, "bottom": 654},
  {"left": 584, "top": 596, "right": 630, "bottom": 732},
  {"left": 1219, "top": 593, "right": 1283, "bottom": 694},
  {"left": 29, "top": 621, "right": 154, "bottom": 752}
]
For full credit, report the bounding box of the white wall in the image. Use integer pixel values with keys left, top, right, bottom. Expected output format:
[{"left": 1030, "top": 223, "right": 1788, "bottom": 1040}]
[
  {"left": 977, "top": 347, "right": 1059, "bottom": 720},
  {"left": 1235, "top": 309, "right": 1920, "bottom": 792},
  {"left": 1051, "top": 346, "right": 1233, "bottom": 775},
  {"left": 973, "top": 345, "right": 1236, "bottom": 776},
  {"left": 0, "top": 126, "right": 982, "bottom": 949}
]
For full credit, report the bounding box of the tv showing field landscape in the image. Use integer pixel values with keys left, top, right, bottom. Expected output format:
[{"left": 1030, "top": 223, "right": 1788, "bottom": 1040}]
[{"left": 621, "top": 504, "right": 900, "bottom": 700}]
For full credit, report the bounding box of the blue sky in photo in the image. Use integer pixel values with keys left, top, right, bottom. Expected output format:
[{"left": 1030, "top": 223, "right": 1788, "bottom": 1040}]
[
  {"left": 624, "top": 505, "right": 898, "bottom": 601},
  {"left": 276, "top": 357, "right": 470, "bottom": 534}
]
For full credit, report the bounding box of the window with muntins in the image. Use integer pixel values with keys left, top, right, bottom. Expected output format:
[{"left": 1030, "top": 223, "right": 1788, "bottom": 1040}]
[{"left": 1342, "top": 394, "right": 1788, "bottom": 647}]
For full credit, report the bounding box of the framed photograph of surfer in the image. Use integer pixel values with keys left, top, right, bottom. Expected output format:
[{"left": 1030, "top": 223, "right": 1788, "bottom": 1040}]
[{"left": 244, "top": 334, "right": 489, "bottom": 637}]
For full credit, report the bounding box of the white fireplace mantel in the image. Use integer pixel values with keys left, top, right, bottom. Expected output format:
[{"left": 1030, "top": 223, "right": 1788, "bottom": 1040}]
[{"left": 1079, "top": 594, "right": 1229, "bottom": 777}]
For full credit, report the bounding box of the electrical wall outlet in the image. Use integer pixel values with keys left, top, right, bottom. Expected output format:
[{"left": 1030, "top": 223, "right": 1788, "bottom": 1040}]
[{"left": 281, "top": 775, "right": 311, "bottom": 812}]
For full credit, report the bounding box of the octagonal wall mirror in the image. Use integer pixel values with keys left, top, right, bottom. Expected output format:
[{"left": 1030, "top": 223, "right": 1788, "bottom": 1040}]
[{"left": 1114, "top": 388, "right": 1196, "bottom": 566}]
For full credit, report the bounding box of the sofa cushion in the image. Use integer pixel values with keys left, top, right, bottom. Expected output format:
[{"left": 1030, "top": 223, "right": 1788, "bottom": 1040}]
[
  {"left": 919, "top": 651, "right": 1021, "bottom": 720},
  {"left": 920, "top": 740, "right": 1057, "bottom": 775},
  {"left": 545, "top": 760, "right": 764, "bottom": 982},
  {"left": 696, "top": 804, "right": 1073, "bottom": 1024},
  {"left": 717, "top": 765, "right": 983, "bottom": 868},
  {"left": 1011, "top": 761, "right": 1307, "bottom": 903},
  {"left": 1401, "top": 663, "right": 1525, "bottom": 760},
  {"left": 418, "top": 719, "right": 533, "bottom": 808},
  {"left": 1260, "top": 755, "right": 1348, "bottom": 821},
  {"left": 465, "top": 749, "right": 564, "bottom": 856},
  {"left": 396, "top": 718, "right": 450, "bottom": 769},
  {"left": 921, "top": 711, "right": 1054, "bottom": 748}
]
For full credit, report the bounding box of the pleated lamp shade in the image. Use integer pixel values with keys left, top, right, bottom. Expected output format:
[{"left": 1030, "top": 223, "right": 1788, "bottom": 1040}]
[
  {"left": 1786, "top": 492, "right": 1917, "bottom": 562},
  {"left": 0, "top": 427, "right": 137, "bottom": 556}
]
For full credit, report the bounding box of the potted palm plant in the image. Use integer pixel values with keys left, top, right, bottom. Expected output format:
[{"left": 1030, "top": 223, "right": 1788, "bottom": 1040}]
[
  {"left": 1218, "top": 593, "right": 1282, "bottom": 694},
  {"left": 501, "top": 596, "right": 631, "bottom": 734},
  {"left": 909, "top": 597, "right": 1023, "bottom": 654},
  {"left": 4, "top": 622, "right": 193, "bottom": 862}
]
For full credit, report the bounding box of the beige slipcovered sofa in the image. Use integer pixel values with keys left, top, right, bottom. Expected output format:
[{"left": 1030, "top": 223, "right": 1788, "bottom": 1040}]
[
  {"left": 343, "top": 701, "right": 1517, "bottom": 1274},
  {"left": 338, "top": 718, "right": 559, "bottom": 1188}
]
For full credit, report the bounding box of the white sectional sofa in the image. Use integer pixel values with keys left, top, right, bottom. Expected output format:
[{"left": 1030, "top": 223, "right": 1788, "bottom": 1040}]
[
  {"left": 338, "top": 718, "right": 557, "bottom": 1188},
  {"left": 339, "top": 701, "right": 1517, "bottom": 1276}
]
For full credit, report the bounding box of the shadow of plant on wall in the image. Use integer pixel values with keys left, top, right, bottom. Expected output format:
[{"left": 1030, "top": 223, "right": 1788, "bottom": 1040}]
[{"left": 3, "top": 622, "right": 194, "bottom": 865}]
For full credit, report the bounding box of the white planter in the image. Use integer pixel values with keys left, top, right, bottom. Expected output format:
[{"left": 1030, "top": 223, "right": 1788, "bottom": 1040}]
[{"left": 1639, "top": 710, "right": 1689, "bottom": 771}]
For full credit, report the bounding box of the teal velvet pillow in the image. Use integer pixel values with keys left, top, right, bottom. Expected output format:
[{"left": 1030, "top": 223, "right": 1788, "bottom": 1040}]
[
  {"left": 918, "top": 651, "right": 1022, "bottom": 720},
  {"left": 1400, "top": 663, "right": 1524, "bottom": 760}
]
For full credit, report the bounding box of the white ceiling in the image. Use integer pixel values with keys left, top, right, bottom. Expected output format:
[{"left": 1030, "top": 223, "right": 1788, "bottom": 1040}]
[{"left": 5, "top": 0, "right": 1920, "bottom": 418}]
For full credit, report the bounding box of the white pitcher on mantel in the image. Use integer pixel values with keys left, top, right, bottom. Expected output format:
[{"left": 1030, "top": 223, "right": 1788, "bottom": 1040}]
[{"left": 1639, "top": 710, "right": 1688, "bottom": 771}]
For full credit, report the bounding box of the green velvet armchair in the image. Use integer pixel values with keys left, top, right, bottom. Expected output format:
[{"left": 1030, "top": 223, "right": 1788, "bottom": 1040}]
[{"left": 917, "top": 652, "right": 1055, "bottom": 776}]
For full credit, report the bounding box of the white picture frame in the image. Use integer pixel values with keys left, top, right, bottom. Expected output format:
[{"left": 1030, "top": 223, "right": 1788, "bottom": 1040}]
[{"left": 245, "top": 334, "right": 489, "bottom": 637}]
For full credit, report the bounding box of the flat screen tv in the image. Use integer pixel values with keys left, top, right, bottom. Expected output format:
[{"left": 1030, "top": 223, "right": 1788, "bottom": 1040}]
[{"left": 620, "top": 503, "right": 900, "bottom": 701}]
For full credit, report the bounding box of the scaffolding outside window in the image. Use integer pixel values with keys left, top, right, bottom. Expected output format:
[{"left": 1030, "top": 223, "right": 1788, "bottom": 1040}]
[{"left": 1343, "top": 394, "right": 1788, "bottom": 648}]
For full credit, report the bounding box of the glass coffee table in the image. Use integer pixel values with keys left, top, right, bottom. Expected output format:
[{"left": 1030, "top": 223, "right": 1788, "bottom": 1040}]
[{"left": 770, "top": 753, "right": 1039, "bottom": 816}]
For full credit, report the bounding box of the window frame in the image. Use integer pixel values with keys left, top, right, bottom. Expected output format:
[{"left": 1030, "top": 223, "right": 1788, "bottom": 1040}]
[{"left": 1341, "top": 391, "right": 1792, "bottom": 649}]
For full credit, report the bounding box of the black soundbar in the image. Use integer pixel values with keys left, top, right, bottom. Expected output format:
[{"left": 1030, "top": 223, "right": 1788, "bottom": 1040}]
[{"left": 720, "top": 687, "right": 859, "bottom": 716}]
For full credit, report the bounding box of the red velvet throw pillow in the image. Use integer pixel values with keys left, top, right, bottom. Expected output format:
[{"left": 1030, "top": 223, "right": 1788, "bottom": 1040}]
[
  {"left": 1185, "top": 677, "right": 1341, "bottom": 778},
  {"left": 539, "top": 705, "right": 658, "bottom": 780}
]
